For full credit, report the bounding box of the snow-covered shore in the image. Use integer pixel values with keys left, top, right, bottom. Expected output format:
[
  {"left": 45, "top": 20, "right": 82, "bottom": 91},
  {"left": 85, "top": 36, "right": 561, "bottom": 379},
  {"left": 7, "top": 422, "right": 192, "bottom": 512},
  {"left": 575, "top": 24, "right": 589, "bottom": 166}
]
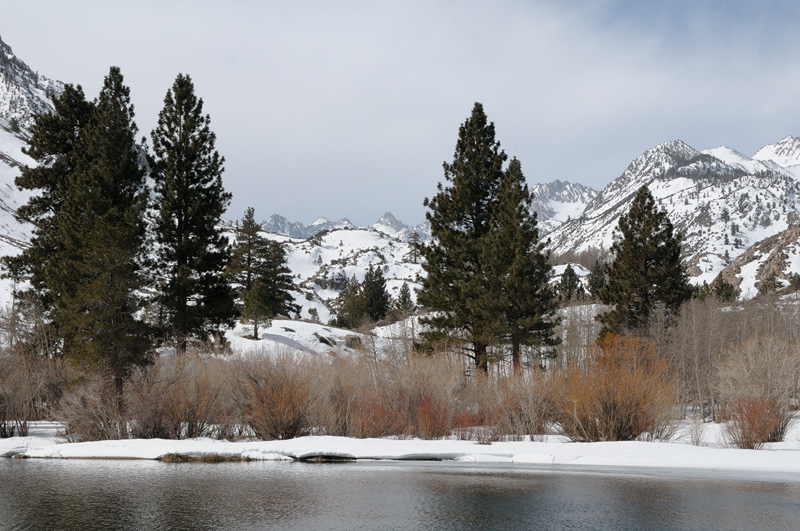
[{"left": 3, "top": 421, "right": 800, "bottom": 480}]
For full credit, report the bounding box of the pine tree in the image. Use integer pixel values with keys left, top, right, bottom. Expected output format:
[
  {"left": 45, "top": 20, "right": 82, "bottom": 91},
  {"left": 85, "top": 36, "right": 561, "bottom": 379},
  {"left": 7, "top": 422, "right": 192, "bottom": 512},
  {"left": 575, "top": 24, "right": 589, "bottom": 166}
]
[
  {"left": 598, "top": 186, "right": 691, "bottom": 337},
  {"left": 361, "top": 264, "right": 390, "bottom": 323},
  {"left": 150, "top": 73, "right": 235, "bottom": 353},
  {"left": 407, "top": 231, "right": 421, "bottom": 264},
  {"left": 487, "top": 157, "right": 559, "bottom": 373},
  {"left": 558, "top": 264, "right": 581, "bottom": 301},
  {"left": 333, "top": 276, "right": 364, "bottom": 329},
  {"left": 587, "top": 260, "right": 606, "bottom": 300},
  {"left": 13, "top": 84, "right": 94, "bottom": 327},
  {"left": 57, "top": 67, "right": 151, "bottom": 409},
  {"left": 418, "top": 102, "right": 507, "bottom": 372},
  {"left": 229, "top": 207, "right": 264, "bottom": 293},
  {"left": 230, "top": 208, "right": 299, "bottom": 339},
  {"left": 395, "top": 281, "right": 414, "bottom": 313}
]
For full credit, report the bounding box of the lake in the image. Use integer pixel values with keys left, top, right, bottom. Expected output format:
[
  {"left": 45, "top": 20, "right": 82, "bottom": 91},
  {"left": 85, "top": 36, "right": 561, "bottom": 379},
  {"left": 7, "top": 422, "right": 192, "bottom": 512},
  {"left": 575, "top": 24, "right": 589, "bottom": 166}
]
[{"left": 1, "top": 459, "right": 799, "bottom": 530}]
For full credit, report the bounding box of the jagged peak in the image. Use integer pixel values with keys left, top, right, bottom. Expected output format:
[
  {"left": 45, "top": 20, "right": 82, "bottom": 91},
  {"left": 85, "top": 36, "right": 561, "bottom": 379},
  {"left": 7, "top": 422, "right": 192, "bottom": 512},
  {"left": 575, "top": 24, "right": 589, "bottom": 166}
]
[{"left": 753, "top": 136, "right": 800, "bottom": 168}]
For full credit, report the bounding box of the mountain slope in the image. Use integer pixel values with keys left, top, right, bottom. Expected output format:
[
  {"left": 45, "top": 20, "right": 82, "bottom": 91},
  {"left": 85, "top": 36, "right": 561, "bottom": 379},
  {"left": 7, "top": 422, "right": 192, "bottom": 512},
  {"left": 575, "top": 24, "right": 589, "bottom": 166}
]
[
  {"left": 530, "top": 180, "right": 597, "bottom": 235},
  {"left": 548, "top": 139, "right": 800, "bottom": 285}
]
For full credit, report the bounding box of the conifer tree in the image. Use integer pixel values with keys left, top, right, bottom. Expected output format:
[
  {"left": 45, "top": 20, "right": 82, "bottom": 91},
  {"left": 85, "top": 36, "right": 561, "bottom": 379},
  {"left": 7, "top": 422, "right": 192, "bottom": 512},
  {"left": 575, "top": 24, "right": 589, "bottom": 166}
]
[
  {"left": 487, "top": 158, "right": 559, "bottom": 373},
  {"left": 150, "top": 73, "right": 235, "bottom": 353},
  {"left": 558, "top": 264, "right": 582, "bottom": 301},
  {"left": 57, "top": 67, "right": 151, "bottom": 408},
  {"left": 418, "top": 102, "right": 507, "bottom": 372},
  {"left": 587, "top": 260, "right": 606, "bottom": 300},
  {"left": 598, "top": 186, "right": 691, "bottom": 337},
  {"left": 361, "top": 264, "right": 390, "bottom": 323},
  {"left": 395, "top": 281, "right": 414, "bottom": 313},
  {"left": 230, "top": 207, "right": 299, "bottom": 339},
  {"left": 12, "top": 84, "right": 94, "bottom": 326}
]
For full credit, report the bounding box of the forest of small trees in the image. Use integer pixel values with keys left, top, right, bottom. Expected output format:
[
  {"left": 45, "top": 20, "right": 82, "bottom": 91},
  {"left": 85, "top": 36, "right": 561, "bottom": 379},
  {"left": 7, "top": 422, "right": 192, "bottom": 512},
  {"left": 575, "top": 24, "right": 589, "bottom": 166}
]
[{"left": 1, "top": 93, "right": 798, "bottom": 451}]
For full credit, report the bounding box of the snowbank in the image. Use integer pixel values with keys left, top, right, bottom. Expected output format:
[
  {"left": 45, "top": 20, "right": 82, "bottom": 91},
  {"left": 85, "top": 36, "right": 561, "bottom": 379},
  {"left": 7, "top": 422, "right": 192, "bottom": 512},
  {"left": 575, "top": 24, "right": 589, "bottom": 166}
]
[{"left": 3, "top": 422, "right": 800, "bottom": 480}]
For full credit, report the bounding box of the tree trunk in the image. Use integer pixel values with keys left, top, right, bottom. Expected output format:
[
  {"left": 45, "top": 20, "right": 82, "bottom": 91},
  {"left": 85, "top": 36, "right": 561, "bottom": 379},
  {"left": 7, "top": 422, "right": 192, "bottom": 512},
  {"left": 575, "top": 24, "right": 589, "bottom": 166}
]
[{"left": 511, "top": 334, "right": 521, "bottom": 375}]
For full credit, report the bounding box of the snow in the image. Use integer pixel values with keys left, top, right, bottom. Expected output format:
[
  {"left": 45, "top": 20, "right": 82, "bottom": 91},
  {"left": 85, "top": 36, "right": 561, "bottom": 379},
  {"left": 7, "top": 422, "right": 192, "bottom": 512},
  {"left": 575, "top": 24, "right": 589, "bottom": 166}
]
[{"left": 4, "top": 420, "right": 800, "bottom": 481}]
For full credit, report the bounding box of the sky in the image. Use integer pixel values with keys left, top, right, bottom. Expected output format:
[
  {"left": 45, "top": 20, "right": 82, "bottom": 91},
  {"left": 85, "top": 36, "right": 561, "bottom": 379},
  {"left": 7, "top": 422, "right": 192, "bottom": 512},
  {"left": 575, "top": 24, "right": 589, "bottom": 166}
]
[{"left": 3, "top": 0, "right": 800, "bottom": 226}]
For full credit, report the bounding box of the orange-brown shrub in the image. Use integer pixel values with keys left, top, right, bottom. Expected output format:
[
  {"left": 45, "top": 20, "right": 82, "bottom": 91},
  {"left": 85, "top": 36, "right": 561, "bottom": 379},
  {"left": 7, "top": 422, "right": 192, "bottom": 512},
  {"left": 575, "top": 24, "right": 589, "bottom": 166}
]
[
  {"left": 723, "top": 397, "right": 785, "bottom": 450},
  {"left": 553, "top": 334, "right": 678, "bottom": 442},
  {"left": 232, "top": 354, "right": 315, "bottom": 440}
]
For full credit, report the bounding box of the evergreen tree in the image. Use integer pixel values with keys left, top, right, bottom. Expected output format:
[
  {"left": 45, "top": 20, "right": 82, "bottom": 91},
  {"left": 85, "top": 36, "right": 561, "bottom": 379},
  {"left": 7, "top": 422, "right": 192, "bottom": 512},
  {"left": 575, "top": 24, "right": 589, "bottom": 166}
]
[
  {"left": 150, "top": 73, "right": 235, "bottom": 353},
  {"left": 230, "top": 208, "right": 299, "bottom": 339},
  {"left": 333, "top": 276, "right": 364, "bottom": 329},
  {"left": 487, "top": 158, "right": 559, "bottom": 373},
  {"left": 57, "top": 67, "right": 151, "bottom": 408},
  {"left": 407, "top": 231, "right": 421, "bottom": 264},
  {"left": 229, "top": 207, "right": 264, "bottom": 293},
  {"left": 418, "top": 102, "right": 507, "bottom": 372},
  {"left": 395, "top": 281, "right": 414, "bottom": 313},
  {"left": 12, "top": 84, "right": 94, "bottom": 329},
  {"left": 361, "top": 264, "right": 390, "bottom": 323},
  {"left": 598, "top": 186, "right": 691, "bottom": 338},
  {"left": 587, "top": 260, "right": 606, "bottom": 300},
  {"left": 558, "top": 264, "right": 582, "bottom": 302}
]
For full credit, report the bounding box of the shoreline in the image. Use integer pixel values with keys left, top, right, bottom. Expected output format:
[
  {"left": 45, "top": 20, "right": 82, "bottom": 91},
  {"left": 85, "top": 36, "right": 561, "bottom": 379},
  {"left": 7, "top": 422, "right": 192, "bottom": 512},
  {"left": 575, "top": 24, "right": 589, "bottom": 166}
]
[{"left": 3, "top": 422, "right": 800, "bottom": 483}]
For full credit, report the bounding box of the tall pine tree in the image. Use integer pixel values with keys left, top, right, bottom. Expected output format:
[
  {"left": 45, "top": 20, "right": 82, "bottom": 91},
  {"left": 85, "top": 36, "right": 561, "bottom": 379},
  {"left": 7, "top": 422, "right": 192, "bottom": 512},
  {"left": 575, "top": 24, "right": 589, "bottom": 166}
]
[
  {"left": 418, "top": 102, "right": 507, "bottom": 372},
  {"left": 488, "top": 158, "right": 559, "bottom": 373},
  {"left": 598, "top": 186, "right": 691, "bottom": 337},
  {"left": 57, "top": 67, "right": 151, "bottom": 408},
  {"left": 12, "top": 84, "right": 94, "bottom": 335},
  {"left": 150, "top": 73, "right": 235, "bottom": 354}
]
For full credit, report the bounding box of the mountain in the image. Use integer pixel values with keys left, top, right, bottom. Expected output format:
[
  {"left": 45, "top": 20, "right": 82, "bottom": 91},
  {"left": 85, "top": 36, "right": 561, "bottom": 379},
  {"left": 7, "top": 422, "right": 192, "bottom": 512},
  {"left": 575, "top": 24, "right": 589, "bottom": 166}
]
[
  {"left": 0, "top": 36, "right": 64, "bottom": 265},
  {"left": 714, "top": 224, "right": 800, "bottom": 299},
  {"left": 547, "top": 139, "right": 800, "bottom": 285},
  {"left": 0, "top": 36, "right": 61, "bottom": 129},
  {"left": 753, "top": 136, "right": 800, "bottom": 177},
  {"left": 261, "top": 228, "right": 423, "bottom": 324},
  {"left": 530, "top": 180, "right": 598, "bottom": 235},
  {"left": 262, "top": 211, "right": 431, "bottom": 242}
]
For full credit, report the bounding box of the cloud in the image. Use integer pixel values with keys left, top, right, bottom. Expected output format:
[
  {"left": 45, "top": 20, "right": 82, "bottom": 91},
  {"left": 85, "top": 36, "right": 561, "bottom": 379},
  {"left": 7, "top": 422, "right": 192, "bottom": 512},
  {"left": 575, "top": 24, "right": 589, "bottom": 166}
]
[{"left": 4, "top": 1, "right": 800, "bottom": 225}]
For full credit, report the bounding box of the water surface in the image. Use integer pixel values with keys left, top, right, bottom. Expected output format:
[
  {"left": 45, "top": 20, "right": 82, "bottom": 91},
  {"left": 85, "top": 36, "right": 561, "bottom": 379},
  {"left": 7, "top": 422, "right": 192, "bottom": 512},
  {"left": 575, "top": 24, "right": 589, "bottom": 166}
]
[{"left": 1, "top": 459, "right": 799, "bottom": 530}]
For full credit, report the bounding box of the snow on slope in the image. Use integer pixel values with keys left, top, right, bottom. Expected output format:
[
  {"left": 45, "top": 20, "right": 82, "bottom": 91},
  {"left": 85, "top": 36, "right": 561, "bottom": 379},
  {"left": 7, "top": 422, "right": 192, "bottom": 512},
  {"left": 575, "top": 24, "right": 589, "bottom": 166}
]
[
  {"left": 548, "top": 139, "right": 800, "bottom": 286},
  {"left": 261, "top": 227, "right": 423, "bottom": 325},
  {"left": 714, "top": 224, "right": 800, "bottom": 299},
  {"left": 531, "top": 180, "right": 597, "bottom": 235}
]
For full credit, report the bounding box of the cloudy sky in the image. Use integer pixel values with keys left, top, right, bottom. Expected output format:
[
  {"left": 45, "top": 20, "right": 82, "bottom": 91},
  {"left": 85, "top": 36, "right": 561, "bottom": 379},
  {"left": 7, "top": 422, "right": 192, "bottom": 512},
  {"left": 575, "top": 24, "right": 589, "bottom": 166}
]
[{"left": 3, "top": 1, "right": 800, "bottom": 226}]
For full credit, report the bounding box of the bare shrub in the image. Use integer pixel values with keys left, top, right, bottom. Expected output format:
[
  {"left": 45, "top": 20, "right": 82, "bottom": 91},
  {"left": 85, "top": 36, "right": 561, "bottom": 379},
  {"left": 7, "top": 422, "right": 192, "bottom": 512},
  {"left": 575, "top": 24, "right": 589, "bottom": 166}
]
[
  {"left": 315, "top": 354, "right": 462, "bottom": 440},
  {"left": 717, "top": 335, "right": 799, "bottom": 446},
  {"left": 232, "top": 353, "right": 315, "bottom": 440},
  {"left": 1, "top": 351, "right": 69, "bottom": 437},
  {"left": 553, "top": 334, "right": 678, "bottom": 442},
  {"left": 494, "top": 371, "right": 554, "bottom": 441},
  {"left": 126, "top": 355, "right": 237, "bottom": 440},
  {"left": 57, "top": 374, "right": 127, "bottom": 441}
]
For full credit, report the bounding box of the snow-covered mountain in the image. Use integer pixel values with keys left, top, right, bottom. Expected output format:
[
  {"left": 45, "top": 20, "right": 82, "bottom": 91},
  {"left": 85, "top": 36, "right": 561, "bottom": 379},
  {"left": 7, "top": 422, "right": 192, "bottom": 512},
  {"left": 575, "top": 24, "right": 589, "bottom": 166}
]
[
  {"left": 548, "top": 139, "right": 800, "bottom": 285},
  {"left": 713, "top": 223, "right": 800, "bottom": 299},
  {"left": 262, "top": 228, "right": 424, "bottom": 324},
  {"left": 530, "top": 180, "right": 598, "bottom": 235},
  {"left": 263, "top": 211, "right": 431, "bottom": 242},
  {"left": 0, "top": 36, "right": 61, "bottom": 129},
  {"left": 0, "top": 36, "right": 61, "bottom": 268}
]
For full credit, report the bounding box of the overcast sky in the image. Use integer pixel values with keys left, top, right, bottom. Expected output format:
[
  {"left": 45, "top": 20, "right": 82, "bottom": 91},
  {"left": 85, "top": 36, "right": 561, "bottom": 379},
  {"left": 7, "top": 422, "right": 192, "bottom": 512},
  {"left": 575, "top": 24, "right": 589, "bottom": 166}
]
[{"left": 3, "top": 1, "right": 800, "bottom": 226}]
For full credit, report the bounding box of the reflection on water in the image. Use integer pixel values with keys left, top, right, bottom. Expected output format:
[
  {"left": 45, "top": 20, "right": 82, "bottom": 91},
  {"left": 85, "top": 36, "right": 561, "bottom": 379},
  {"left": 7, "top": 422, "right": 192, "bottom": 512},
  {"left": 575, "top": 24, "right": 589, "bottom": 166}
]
[{"left": 1, "top": 459, "right": 799, "bottom": 530}]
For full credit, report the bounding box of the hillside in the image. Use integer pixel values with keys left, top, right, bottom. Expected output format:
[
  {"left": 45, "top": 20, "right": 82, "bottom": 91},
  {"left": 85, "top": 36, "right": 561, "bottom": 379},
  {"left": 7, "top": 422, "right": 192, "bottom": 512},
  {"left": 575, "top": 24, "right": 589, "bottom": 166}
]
[{"left": 547, "top": 139, "right": 800, "bottom": 285}]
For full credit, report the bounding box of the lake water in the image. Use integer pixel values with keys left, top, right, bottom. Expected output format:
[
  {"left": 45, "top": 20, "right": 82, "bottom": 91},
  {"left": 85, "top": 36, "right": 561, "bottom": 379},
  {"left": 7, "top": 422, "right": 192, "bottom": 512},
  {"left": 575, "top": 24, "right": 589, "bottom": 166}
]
[{"left": 1, "top": 459, "right": 799, "bottom": 530}]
